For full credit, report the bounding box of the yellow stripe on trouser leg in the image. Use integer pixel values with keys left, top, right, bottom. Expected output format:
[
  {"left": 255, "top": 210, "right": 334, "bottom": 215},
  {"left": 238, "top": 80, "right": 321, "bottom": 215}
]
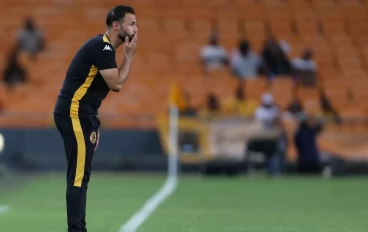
[
  {"left": 71, "top": 118, "right": 86, "bottom": 187},
  {"left": 69, "top": 65, "right": 98, "bottom": 187}
]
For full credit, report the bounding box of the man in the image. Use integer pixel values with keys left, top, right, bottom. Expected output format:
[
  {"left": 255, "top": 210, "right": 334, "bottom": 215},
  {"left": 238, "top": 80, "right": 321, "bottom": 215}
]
[
  {"left": 253, "top": 93, "right": 285, "bottom": 176},
  {"left": 222, "top": 83, "right": 258, "bottom": 117},
  {"left": 230, "top": 40, "right": 262, "bottom": 80},
  {"left": 200, "top": 32, "right": 228, "bottom": 73},
  {"left": 2, "top": 46, "right": 28, "bottom": 90},
  {"left": 53, "top": 5, "right": 138, "bottom": 232},
  {"left": 291, "top": 48, "right": 317, "bottom": 87},
  {"left": 261, "top": 35, "right": 291, "bottom": 77},
  {"left": 254, "top": 93, "right": 280, "bottom": 126},
  {"left": 294, "top": 114, "right": 324, "bottom": 174},
  {"left": 16, "top": 17, "right": 45, "bottom": 60}
]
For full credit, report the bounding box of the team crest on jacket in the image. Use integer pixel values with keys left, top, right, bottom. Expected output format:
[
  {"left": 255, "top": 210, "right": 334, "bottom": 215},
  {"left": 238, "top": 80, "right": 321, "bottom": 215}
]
[{"left": 90, "top": 132, "right": 97, "bottom": 144}]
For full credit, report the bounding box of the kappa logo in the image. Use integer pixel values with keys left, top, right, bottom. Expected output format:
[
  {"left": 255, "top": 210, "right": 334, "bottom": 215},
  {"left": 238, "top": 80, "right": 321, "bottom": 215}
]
[{"left": 103, "top": 45, "right": 112, "bottom": 51}]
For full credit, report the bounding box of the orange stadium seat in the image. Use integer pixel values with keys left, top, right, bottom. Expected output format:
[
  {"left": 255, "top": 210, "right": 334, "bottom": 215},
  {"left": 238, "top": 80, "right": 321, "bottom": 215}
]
[
  {"left": 0, "top": 0, "right": 368, "bottom": 134},
  {"left": 233, "top": 0, "right": 261, "bottom": 8},
  {"left": 265, "top": 7, "right": 292, "bottom": 21},
  {"left": 214, "top": 8, "right": 238, "bottom": 21},
  {"left": 321, "top": 19, "right": 347, "bottom": 36},
  {"left": 237, "top": 4, "right": 264, "bottom": 21},
  {"left": 269, "top": 19, "right": 294, "bottom": 38},
  {"left": 163, "top": 18, "right": 188, "bottom": 39}
]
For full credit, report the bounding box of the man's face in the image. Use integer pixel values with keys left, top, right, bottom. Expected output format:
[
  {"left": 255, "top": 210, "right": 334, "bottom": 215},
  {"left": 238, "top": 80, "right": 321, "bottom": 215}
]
[{"left": 117, "top": 13, "right": 138, "bottom": 42}]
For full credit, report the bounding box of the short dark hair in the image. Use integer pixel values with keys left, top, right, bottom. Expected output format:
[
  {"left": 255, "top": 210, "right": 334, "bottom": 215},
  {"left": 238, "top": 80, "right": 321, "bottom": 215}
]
[{"left": 106, "top": 5, "right": 135, "bottom": 28}]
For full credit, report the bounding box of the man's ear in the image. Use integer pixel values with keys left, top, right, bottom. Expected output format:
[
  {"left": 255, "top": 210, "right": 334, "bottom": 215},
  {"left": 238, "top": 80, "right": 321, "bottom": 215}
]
[{"left": 112, "top": 21, "right": 120, "bottom": 30}]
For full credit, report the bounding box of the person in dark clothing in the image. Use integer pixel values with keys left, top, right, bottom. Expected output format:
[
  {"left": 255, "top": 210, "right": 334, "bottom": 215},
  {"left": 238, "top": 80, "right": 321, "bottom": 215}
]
[
  {"left": 319, "top": 88, "right": 342, "bottom": 124},
  {"left": 261, "top": 36, "right": 291, "bottom": 77},
  {"left": 199, "top": 93, "right": 222, "bottom": 120},
  {"left": 180, "top": 92, "right": 197, "bottom": 117},
  {"left": 287, "top": 97, "right": 304, "bottom": 117},
  {"left": 294, "top": 114, "right": 324, "bottom": 174},
  {"left": 2, "top": 47, "right": 28, "bottom": 90},
  {"left": 53, "top": 5, "right": 138, "bottom": 232},
  {"left": 207, "top": 94, "right": 220, "bottom": 111}
]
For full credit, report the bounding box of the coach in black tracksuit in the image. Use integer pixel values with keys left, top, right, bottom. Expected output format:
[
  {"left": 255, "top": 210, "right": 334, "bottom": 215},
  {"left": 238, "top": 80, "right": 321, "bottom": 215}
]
[{"left": 53, "top": 5, "right": 138, "bottom": 232}]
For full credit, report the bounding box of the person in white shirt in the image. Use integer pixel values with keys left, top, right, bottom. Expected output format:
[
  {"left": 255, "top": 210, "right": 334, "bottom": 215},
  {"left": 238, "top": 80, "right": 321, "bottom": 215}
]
[
  {"left": 253, "top": 93, "right": 286, "bottom": 176},
  {"left": 16, "top": 17, "right": 45, "bottom": 60},
  {"left": 292, "top": 49, "right": 317, "bottom": 71},
  {"left": 200, "top": 32, "right": 228, "bottom": 72},
  {"left": 230, "top": 40, "right": 262, "bottom": 80},
  {"left": 291, "top": 49, "right": 317, "bottom": 86},
  {"left": 254, "top": 93, "right": 280, "bottom": 126}
]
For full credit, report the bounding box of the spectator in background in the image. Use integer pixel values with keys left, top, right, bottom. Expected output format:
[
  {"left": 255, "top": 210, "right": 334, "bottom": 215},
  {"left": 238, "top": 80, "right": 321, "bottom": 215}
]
[
  {"left": 319, "top": 88, "right": 341, "bottom": 124},
  {"left": 294, "top": 114, "right": 324, "bottom": 174},
  {"left": 253, "top": 93, "right": 285, "bottom": 176},
  {"left": 230, "top": 40, "right": 262, "bottom": 80},
  {"left": 254, "top": 93, "right": 281, "bottom": 126},
  {"left": 223, "top": 82, "right": 258, "bottom": 117},
  {"left": 261, "top": 36, "right": 291, "bottom": 77},
  {"left": 181, "top": 92, "right": 197, "bottom": 117},
  {"left": 292, "top": 49, "right": 317, "bottom": 87},
  {"left": 2, "top": 47, "right": 28, "bottom": 91},
  {"left": 16, "top": 17, "right": 45, "bottom": 61},
  {"left": 199, "top": 93, "right": 221, "bottom": 120},
  {"left": 200, "top": 32, "right": 228, "bottom": 73},
  {"left": 286, "top": 96, "right": 304, "bottom": 118},
  {"left": 178, "top": 92, "right": 199, "bottom": 153},
  {"left": 279, "top": 39, "right": 291, "bottom": 56}
]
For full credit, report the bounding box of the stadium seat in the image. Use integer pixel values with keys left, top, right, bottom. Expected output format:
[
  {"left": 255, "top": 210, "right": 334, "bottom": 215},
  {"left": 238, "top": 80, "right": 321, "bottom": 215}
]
[{"left": 0, "top": 0, "right": 368, "bottom": 134}]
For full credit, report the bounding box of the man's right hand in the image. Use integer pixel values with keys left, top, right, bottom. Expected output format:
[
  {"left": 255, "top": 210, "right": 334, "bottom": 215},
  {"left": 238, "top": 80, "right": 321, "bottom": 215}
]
[
  {"left": 124, "top": 32, "right": 138, "bottom": 59},
  {"left": 100, "top": 33, "right": 137, "bottom": 92}
]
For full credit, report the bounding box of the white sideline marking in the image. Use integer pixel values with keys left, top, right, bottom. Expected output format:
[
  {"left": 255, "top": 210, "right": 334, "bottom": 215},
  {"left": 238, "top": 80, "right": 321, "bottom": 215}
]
[
  {"left": 119, "top": 107, "right": 179, "bottom": 232},
  {"left": 119, "top": 176, "right": 177, "bottom": 232},
  {"left": 0, "top": 205, "right": 10, "bottom": 214}
]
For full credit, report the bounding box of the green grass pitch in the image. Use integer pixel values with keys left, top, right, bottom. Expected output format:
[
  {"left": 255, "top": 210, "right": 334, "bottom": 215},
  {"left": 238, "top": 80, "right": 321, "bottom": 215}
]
[{"left": 0, "top": 173, "right": 367, "bottom": 232}]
